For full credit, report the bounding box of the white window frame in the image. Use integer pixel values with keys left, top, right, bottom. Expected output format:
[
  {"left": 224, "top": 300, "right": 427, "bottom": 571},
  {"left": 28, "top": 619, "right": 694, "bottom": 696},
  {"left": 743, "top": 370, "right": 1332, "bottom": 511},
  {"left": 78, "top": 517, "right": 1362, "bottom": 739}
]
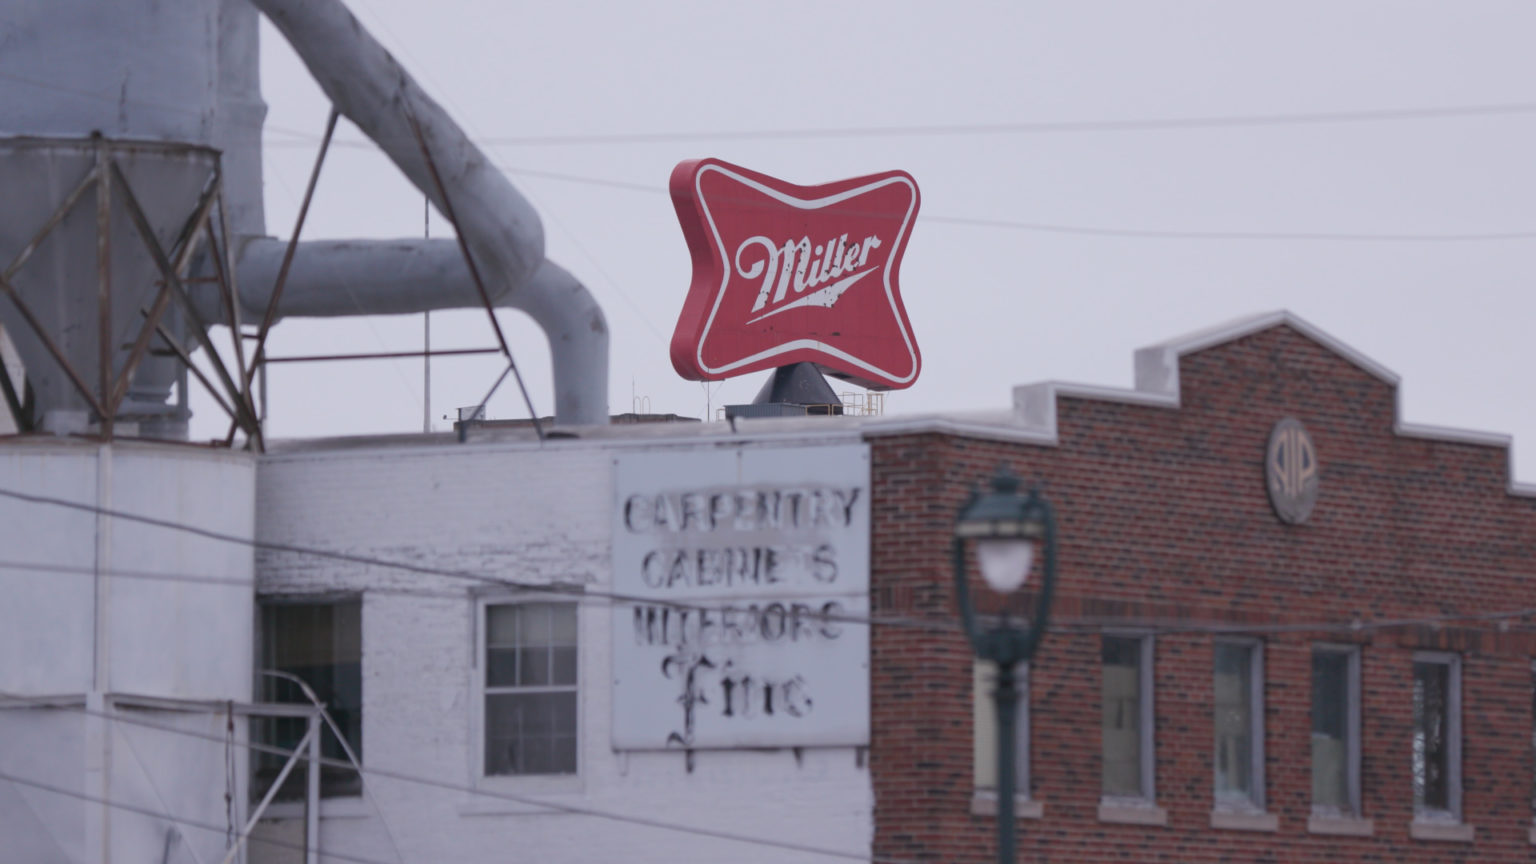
[
  {"left": 1411, "top": 650, "right": 1462, "bottom": 825},
  {"left": 971, "top": 660, "right": 1039, "bottom": 816},
  {"left": 1099, "top": 631, "right": 1156, "bottom": 808},
  {"left": 1310, "top": 643, "right": 1363, "bottom": 820},
  {"left": 1212, "top": 638, "right": 1266, "bottom": 813},
  {"left": 468, "top": 596, "right": 583, "bottom": 800}
]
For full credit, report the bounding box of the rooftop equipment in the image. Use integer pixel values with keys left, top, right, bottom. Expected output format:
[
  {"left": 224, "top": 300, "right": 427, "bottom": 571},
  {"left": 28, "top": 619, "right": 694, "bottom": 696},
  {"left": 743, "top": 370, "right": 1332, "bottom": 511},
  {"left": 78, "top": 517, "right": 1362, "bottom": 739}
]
[{"left": 0, "top": 0, "right": 609, "bottom": 442}]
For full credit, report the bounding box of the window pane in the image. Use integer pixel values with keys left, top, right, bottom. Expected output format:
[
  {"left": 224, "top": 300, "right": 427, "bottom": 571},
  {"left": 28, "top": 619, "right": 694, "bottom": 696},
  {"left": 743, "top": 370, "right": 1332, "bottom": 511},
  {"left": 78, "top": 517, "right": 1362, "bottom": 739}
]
[
  {"left": 521, "top": 645, "right": 553, "bottom": 686},
  {"left": 485, "top": 691, "right": 578, "bottom": 775},
  {"left": 552, "top": 645, "right": 578, "bottom": 687},
  {"left": 486, "top": 646, "right": 519, "bottom": 688},
  {"left": 487, "top": 604, "right": 579, "bottom": 688},
  {"left": 487, "top": 604, "right": 519, "bottom": 648},
  {"left": 1214, "top": 643, "right": 1253, "bottom": 802},
  {"left": 1413, "top": 661, "right": 1451, "bottom": 811},
  {"left": 519, "top": 604, "right": 553, "bottom": 648},
  {"left": 255, "top": 600, "right": 363, "bottom": 801},
  {"left": 1101, "top": 636, "right": 1142, "bottom": 797},
  {"left": 1311, "top": 650, "right": 1349, "bottom": 809}
]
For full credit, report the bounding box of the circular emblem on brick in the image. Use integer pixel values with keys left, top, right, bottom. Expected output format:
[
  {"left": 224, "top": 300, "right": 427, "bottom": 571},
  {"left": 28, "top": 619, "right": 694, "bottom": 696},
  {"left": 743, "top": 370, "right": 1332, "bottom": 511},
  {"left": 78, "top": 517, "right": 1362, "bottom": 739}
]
[{"left": 1266, "top": 417, "right": 1318, "bottom": 524}]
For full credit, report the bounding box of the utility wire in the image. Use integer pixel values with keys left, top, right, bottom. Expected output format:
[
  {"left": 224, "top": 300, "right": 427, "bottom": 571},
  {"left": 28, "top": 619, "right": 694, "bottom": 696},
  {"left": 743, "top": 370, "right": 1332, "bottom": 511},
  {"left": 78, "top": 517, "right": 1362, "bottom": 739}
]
[
  {"left": 265, "top": 101, "right": 1536, "bottom": 147},
  {"left": 0, "top": 486, "right": 942, "bottom": 636},
  {"left": 0, "top": 768, "right": 393, "bottom": 864},
  {"left": 0, "top": 692, "right": 905, "bottom": 864},
  {"left": 490, "top": 163, "right": 1536, "bottom": 243},
  {"left": 0, "top": 557, "right": 871, "bottom": 613},
  {"left": 8, "top": 72, "right": 1533, "bottom": 244},
  {"left": 2, "top": 485, "right": 1534, "bottom": 639},
  {"left": 259, "top": 144, "right": 1536, "bottom": 244},
  {"left": 8, "top": 69, "right": 1536, "bottom": 144}
]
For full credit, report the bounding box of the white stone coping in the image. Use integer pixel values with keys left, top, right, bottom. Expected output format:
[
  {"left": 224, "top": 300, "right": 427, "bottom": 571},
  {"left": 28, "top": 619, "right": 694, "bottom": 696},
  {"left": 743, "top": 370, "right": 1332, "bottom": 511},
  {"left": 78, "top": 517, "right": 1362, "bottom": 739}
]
[{"left": 969, "top": 790, "right": 1043, "bottom": 819}]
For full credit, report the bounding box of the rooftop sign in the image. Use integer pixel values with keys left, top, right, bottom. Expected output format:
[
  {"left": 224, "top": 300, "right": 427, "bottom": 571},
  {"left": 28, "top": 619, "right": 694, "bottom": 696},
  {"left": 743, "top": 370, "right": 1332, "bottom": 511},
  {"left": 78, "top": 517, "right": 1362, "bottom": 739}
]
[{"left": 669, "top": 158, "right": 921, "bottom": 390}]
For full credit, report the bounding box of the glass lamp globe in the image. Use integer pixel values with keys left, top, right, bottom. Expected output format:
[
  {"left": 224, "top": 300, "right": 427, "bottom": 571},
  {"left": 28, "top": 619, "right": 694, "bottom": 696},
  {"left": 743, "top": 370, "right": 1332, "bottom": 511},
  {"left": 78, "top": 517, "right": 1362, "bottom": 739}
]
[{"left": 975, "top": 537, "right": 1034, "bottom": 594}]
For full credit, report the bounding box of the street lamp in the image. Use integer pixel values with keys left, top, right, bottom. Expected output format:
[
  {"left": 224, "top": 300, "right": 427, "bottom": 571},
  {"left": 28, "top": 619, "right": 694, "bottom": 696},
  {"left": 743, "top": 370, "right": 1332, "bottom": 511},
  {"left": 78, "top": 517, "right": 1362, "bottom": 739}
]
[{"left": 953, "top": 466, "right": 1058, "bottom": 864}]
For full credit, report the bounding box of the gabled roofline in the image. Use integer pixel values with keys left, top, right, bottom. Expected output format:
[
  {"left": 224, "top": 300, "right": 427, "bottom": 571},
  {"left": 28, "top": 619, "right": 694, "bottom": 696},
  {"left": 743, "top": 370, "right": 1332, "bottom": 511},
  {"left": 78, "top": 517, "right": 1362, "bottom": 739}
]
[
  {"left": 1130, "top": 310, "right": 1399, "bottom": 399},
  {"left": 868, "top": 309, "right": 1530, "bottom": 498}
]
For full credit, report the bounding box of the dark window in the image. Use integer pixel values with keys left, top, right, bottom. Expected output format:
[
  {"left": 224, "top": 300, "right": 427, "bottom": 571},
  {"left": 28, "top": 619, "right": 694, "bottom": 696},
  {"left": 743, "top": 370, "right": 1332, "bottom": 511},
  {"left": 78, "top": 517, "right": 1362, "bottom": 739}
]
[
  {"left": 254, "top": 600, "right": 362, "bottom": 801},
  {"left": 1310, "top": 649, "right": 1351, "bottom": 810},
  {"left": 1214, "top": 641, "right": 1261, "bottom": 807},
  {"left": 1413, "top": 658, "right": 1454, "bottom": 812},
  {"left": 1101, "top": 634, "right": 1150, "bottom": 799}
]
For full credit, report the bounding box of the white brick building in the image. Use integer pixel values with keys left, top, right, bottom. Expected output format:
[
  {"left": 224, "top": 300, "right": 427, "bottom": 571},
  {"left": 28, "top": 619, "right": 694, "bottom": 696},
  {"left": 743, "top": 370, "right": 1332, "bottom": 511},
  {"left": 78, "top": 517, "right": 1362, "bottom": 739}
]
[{"left": 246, "top": 423, "right": 875, "bottom": 863}]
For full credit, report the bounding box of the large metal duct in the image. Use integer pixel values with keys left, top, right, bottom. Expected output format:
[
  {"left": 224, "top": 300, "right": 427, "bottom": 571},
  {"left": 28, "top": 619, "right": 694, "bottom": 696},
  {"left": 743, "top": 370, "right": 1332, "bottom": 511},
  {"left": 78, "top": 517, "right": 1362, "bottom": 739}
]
[{"left": 0, "top": 0, "right": 609, "bottom": 437}]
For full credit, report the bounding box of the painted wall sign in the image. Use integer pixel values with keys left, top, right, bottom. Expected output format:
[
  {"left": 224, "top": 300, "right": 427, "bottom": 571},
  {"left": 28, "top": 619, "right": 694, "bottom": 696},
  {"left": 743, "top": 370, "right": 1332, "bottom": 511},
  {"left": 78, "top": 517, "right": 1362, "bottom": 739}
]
[
  {"left": 611, "top": 444, "right": 870, "bottom": 750},
  {"left": 669, "top": 158, "right": 921, "bottom": 390},
  {"left": 1266, "top": 417, "right": 1319, "bottom": 524}
]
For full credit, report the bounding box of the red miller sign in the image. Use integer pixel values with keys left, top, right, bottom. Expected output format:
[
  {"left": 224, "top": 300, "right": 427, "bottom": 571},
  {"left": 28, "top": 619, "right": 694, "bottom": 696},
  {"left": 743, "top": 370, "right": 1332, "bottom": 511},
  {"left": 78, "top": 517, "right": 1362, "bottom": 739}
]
[{"left": 669, "top": 159, "right": 921, "bottom": 390}]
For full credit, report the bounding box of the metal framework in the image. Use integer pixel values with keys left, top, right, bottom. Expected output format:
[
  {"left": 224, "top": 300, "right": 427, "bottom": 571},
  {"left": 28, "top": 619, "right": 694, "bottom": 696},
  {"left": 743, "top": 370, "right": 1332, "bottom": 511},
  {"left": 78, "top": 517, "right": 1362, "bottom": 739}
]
[
  {"left": 0, "top": 120, "right": 542, "bottom": 449},
  {"left": 0, "top": 136, "right": 263, "bottom": 446},
  {"left": 0, "top": 691, "right": 328, "bottom": 864}
]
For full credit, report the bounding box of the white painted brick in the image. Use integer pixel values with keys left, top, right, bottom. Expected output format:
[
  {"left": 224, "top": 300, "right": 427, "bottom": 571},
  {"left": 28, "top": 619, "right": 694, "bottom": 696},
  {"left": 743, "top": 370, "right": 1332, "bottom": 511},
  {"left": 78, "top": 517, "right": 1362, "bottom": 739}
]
[{"left": 255, "top": 438, "right": 872, "bottom": 864}]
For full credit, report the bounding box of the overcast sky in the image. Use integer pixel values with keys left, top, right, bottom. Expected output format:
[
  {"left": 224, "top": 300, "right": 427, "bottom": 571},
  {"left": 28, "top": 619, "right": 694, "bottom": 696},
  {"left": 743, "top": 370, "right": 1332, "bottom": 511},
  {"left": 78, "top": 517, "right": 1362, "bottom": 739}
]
[{"left": 219, "top": 1, "right": 1536, "bottom": 478}]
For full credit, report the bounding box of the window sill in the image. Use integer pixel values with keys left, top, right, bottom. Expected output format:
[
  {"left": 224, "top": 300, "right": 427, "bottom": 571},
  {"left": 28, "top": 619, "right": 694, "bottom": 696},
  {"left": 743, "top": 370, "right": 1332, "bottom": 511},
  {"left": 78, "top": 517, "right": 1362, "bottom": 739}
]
[
  {"left": 1307, "top": 814, "right": 1373, "bottom": 837},
  {"left": 970, "top": 790, "right": 1043, "bottom": 819},
  {"left": 1410, "top": 819, "right": 1474, "bottom": 843},
  {"left": 1210, "top": 808, "right": 1277, "bottom": 832},
  {"left": 261, "top": 796, "right": 371, "bottom": 821},
  {"left": 1098, "top": 800, "right": 1168, "bottom": 827}
]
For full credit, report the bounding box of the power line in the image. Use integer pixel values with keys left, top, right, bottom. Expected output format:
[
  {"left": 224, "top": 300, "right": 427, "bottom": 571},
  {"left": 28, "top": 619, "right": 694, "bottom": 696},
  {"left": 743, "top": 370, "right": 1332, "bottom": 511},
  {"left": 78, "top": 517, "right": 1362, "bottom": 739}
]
[
  {"left": 0, "top": 556, "right": 870, "bottom": 609},
  {"left": 264, "top": 102, "right": 1536, "bottom": 148},
  {"left": 261, "top": 142, "right": 1536, "bottom": 244},
  {"left": 485, "top": 164, "right": 1536, "bottom": 244},
  {"left": 10, "top": 67, "right": 1536, "bottom": 146},
  {"left": 0, "top": 486, "right": 939, "bottom": 636},
  {"left": 0, "top": 768, "right": 394, "bottom": 864},
  {"left": 9, "top": 70, "right": 1533, "bottom": 245},
  {"left": 3, "top": 485, "right": 1534, "bottom": 639},
  {"left": 0, "top": 692, "right": 903, "bottom": 864}
]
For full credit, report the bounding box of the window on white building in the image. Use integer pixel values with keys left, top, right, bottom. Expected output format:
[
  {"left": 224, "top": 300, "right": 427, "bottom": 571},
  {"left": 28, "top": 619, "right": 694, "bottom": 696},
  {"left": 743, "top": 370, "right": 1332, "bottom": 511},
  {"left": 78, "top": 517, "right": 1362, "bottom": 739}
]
[
  {"left": 1311, "top": 645, "right": 1361, "bottom": 816},
  {"left": 1213, "top": 639, "right": 1265, "bottom": 811},
  {"left": 1412, "top": 652, "right": 1462, "bottom": 821},
  {"left": 484, "top": 601, "right": 578, "bottom": 776},
  {"left": 1101, "top": 633, "right": 1154, "bottom": 803},
  {"left": 973, "top": 660, "right": 1029, "bottom": 797},
  {"left": 254, "top": 598, "right": 363, "bottom": 800}
]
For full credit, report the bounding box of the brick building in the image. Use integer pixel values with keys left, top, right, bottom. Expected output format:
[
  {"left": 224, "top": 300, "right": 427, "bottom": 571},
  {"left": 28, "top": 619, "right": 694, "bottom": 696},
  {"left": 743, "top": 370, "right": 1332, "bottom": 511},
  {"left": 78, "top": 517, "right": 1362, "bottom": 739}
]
[{"left": 868, "top": 312, "right": 1536, "bottom": 861}]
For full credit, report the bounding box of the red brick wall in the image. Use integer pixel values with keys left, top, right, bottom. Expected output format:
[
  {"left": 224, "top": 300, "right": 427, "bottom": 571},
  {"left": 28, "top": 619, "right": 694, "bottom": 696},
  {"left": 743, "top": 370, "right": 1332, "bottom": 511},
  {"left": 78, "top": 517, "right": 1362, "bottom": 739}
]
[{"left": 869, "top": 325, "right": 1536, "bottom": 862}]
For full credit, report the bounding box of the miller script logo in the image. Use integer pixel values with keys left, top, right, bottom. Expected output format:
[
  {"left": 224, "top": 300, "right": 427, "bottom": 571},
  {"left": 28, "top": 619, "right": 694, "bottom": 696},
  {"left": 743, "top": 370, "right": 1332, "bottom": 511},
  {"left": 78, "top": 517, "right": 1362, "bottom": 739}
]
[{"left": 669, "top": 158, "right": 921, "bottom": 390}]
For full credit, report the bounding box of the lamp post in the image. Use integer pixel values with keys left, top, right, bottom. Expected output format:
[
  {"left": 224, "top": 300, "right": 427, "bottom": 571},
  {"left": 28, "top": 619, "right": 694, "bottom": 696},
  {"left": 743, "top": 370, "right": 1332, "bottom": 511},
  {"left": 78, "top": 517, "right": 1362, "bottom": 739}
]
[{"left": 953, "top": 466, "right": 1058, "bottom": 864}]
